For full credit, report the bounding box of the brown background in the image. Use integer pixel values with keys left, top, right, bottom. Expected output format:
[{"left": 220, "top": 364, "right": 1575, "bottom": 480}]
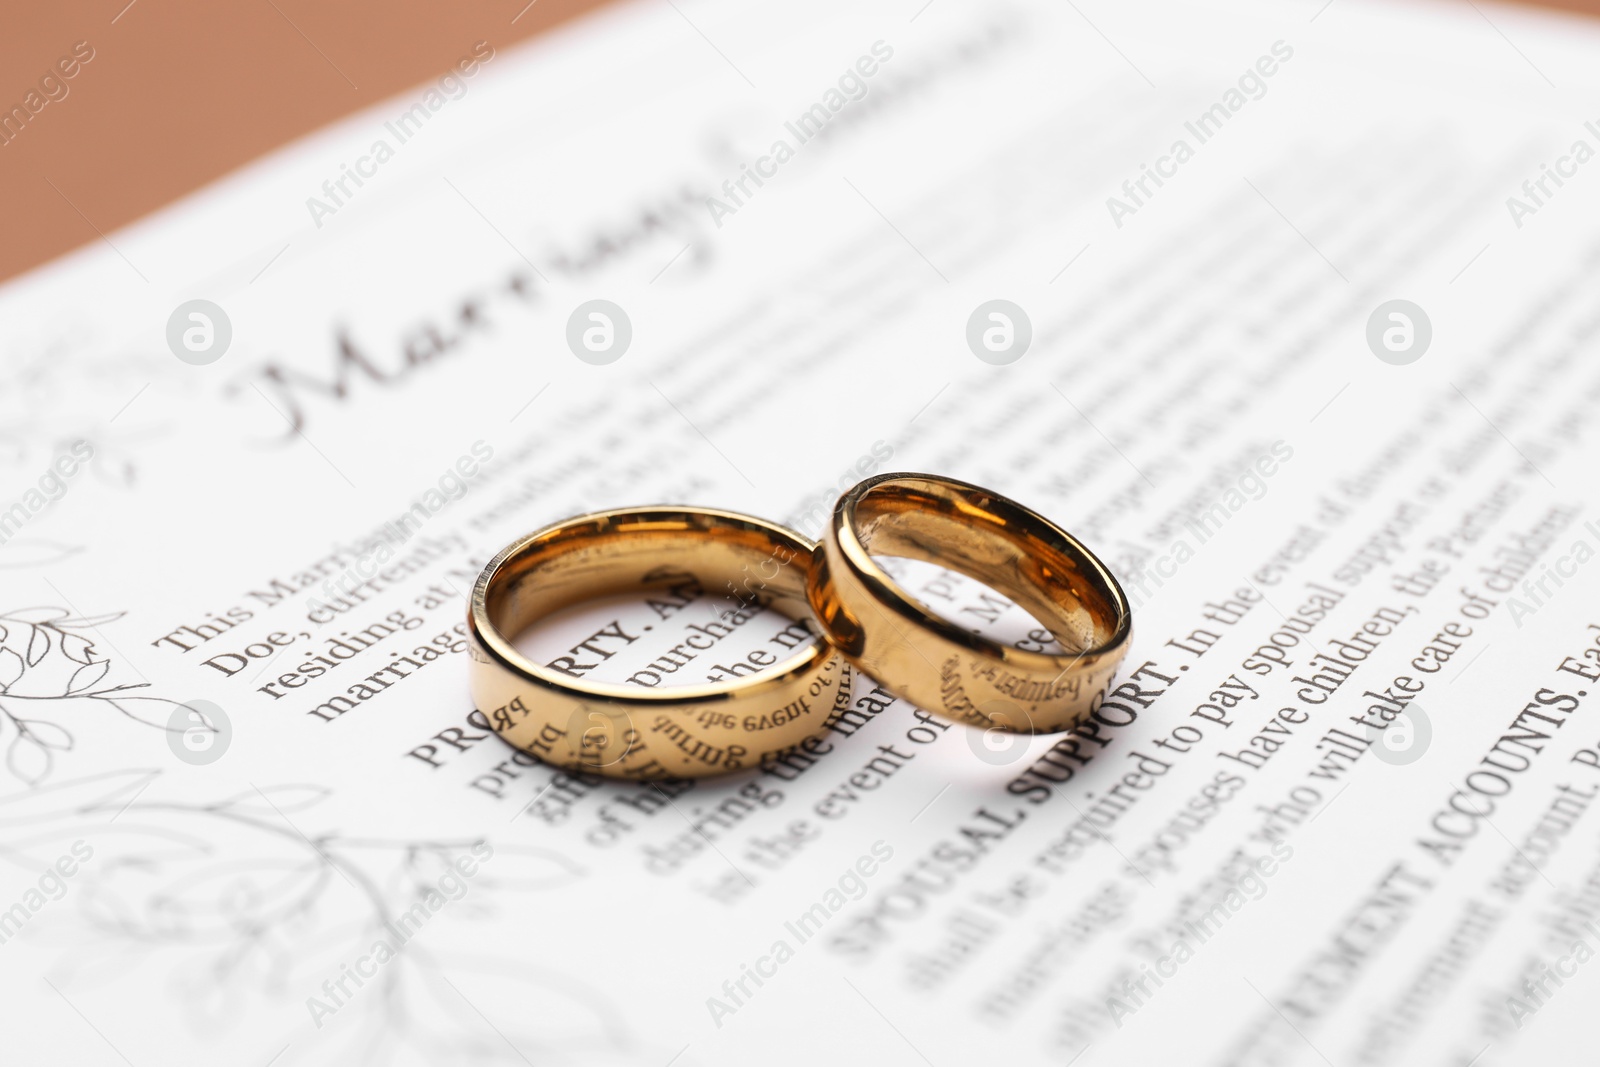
[{"left": 0, "top": 0, "right": 1589, "bottom": 285}]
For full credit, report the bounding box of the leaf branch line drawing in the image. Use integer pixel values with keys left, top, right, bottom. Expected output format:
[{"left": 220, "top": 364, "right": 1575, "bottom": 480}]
[
  {"left": 4, "top": 771, "right": 629, "bottom": 1064},
  {"left": 0, "top": 606, "right": 196, "bottom": 787},
  {"left": 0, "top": 607, "right": 634, "bottom": 1062}
]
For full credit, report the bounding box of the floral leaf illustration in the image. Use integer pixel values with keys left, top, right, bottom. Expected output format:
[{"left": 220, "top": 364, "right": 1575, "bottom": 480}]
[
  {"left": 105, "top": 696, "right": 187, "bottom": 729},
  {"left": 15, "top": 718, "right": 73, "bottom": 751},
  {"left": 2, "top": 607, "right": 69, "bottom": 624},
  {"left": 7, "top": 731, "right": 53, "bottom": 786},
  {"left": 66, "top": 660, "right": 110, "bottom": 694},
  {"left": 91, "top": 857, "right": 332, "bottom": 942},
  {"left": 56, "top": 613, "right": 126, "bottom": 630},
  {"left": 60, "top": 633, "right": 96, "bottom": 664},
  {"left": 85, "top": 683, "right": 150, "bottom": 699},
  {"left": 0, "top": 769, "right": 158, "bottom": 828},
  {"left": 0, "top": 648, "right": 22, "bottom": 689},
  {"left": 26, "top": 626, "right": 49, "bottom": 666}
]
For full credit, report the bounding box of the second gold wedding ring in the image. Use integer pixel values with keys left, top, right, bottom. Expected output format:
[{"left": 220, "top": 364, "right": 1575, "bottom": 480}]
[
  {"left": 806, "top": 473, "right": 1131, "bottom": 734},
  {"left": 468, "top": 508, "right": 846, "bottom": 779}
]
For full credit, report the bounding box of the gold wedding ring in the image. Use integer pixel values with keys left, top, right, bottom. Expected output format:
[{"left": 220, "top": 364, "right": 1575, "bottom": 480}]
[
  {"left": 806, "top": 473, "right": 1131, "bottom": 734},
  {"left": 468, "top": 507, "right": 846, "bottom": 779}
]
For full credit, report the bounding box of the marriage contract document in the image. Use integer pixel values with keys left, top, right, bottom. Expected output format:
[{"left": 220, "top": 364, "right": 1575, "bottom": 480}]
[{"left": 4, "top": 0, "right": 1600, "bottom": 1064}]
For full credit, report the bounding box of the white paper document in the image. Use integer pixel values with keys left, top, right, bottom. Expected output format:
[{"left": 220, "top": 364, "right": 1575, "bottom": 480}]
[{"left": 6, "top": 0, "right": 1600, "bottom": 1063}]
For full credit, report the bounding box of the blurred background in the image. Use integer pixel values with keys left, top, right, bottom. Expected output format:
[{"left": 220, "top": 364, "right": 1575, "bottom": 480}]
[
  {"left": 0, "top": 0, "right": 607, "bottom": 284},
  {"left": 0, "top": 0, "right": 1593, "bottom": 285}
]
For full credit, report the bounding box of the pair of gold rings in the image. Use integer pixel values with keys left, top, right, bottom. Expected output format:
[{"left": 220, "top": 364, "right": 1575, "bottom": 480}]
[{"left": 466, "top": 473, "right": 1132, "bottom": 779}]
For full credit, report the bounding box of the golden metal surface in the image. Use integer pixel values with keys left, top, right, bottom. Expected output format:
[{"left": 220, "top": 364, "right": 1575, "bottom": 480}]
[
  {"left": 806, "top": 473, "right": 1132, "bottom": 734},
  {"left": 468, "top": 507, "right": 846, "bottom": 779}
]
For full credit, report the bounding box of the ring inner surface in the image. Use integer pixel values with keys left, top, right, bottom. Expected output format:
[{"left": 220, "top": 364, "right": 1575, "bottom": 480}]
[
  {"left": 849, "top": 480, "right": 1118, "bottom": 656},
  {"left": 486, "top": 513, "right": 813, "bottom": 655}
]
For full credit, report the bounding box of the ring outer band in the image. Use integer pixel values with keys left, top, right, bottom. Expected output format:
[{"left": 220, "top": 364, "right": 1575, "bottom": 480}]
[
  {"left": 468, "top": 507, "right": 847, "bottom": 780},
  {"left": 806, "top": 473, "right": 1132, "bottom": 735}
]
